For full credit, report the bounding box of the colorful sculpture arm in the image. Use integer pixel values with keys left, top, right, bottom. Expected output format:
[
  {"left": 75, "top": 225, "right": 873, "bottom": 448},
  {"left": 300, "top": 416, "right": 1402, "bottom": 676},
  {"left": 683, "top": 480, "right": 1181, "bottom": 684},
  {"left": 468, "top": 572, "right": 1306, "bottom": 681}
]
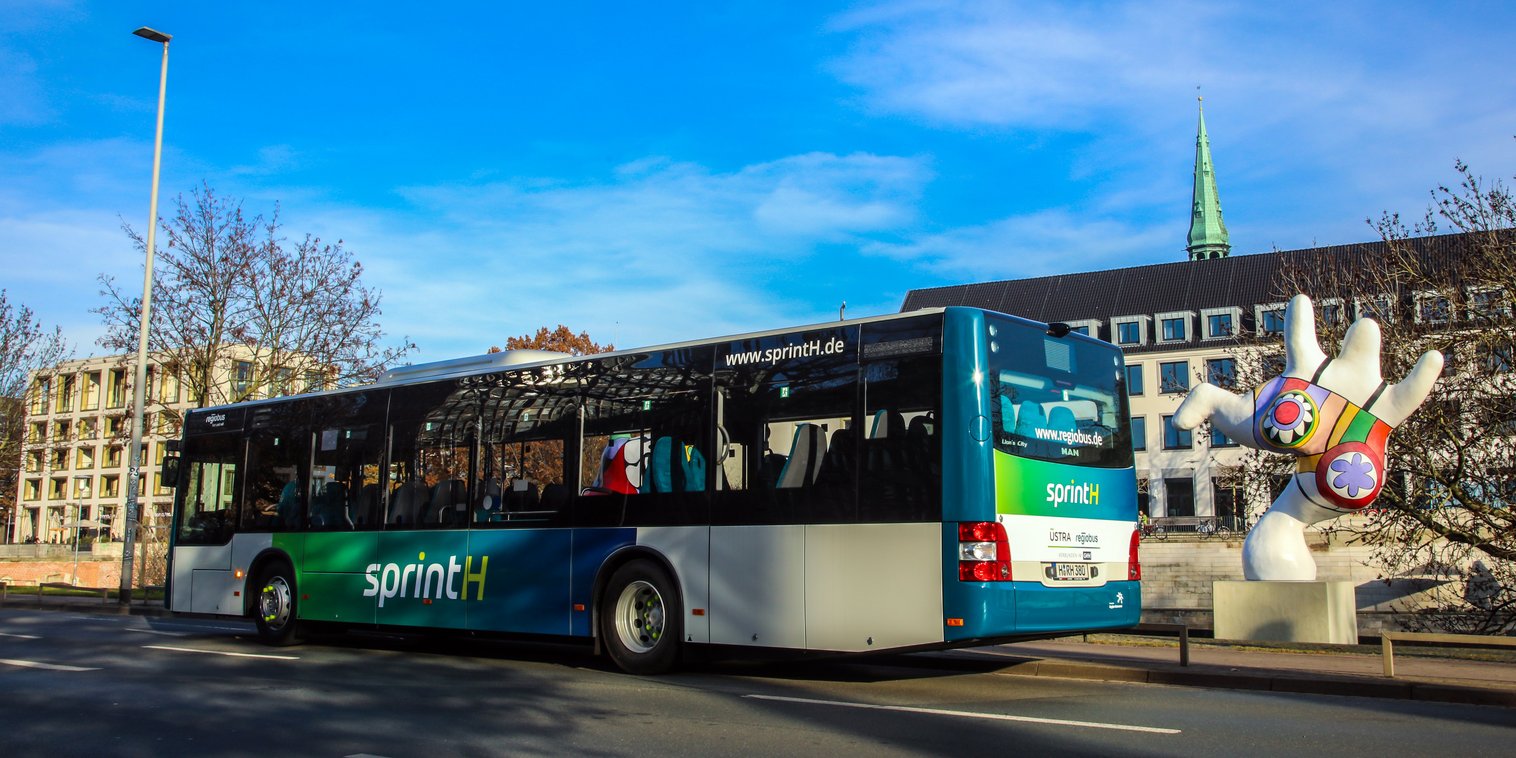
[{"left": 1173, "top": 294, "right": 1442, "bottom": 580}]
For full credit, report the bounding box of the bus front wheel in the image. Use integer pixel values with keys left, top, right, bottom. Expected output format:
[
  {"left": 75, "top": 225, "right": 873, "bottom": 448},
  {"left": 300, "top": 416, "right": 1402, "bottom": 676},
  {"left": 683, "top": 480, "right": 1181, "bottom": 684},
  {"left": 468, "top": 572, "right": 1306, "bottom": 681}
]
[
  {"left": 253, "top": 563, "right": 304, "bottom": 646},
  {"left": 600, "top": 561, "right": 682, "bottom": 675}
]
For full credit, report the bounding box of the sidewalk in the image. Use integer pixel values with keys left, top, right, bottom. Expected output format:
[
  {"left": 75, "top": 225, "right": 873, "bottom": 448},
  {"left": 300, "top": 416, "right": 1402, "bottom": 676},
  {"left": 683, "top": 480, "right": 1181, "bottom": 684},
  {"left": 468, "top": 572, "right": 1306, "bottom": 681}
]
[
  {"left": 933, "top": 635, "right": 1516, "bottom": 708},
  {"left": 7, "top": 591, "right": 1514, "bottom": 707}
]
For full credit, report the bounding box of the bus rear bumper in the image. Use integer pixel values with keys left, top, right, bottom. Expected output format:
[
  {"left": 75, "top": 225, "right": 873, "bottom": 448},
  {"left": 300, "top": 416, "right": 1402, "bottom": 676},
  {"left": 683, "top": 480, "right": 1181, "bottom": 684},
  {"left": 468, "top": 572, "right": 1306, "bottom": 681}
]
[{"left": 945, "top": 579, "right": 1141, "bottom": 641}]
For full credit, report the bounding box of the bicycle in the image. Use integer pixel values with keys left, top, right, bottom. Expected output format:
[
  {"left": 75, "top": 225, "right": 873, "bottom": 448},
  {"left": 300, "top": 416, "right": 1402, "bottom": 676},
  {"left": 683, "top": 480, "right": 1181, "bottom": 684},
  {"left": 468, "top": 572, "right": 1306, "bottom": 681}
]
[
  {"left": 1141, "top": 521, "right": 1167, "bottom": 541},
  {"left": 1196, "top": 518, "right": 1233, "bottom": 540}
]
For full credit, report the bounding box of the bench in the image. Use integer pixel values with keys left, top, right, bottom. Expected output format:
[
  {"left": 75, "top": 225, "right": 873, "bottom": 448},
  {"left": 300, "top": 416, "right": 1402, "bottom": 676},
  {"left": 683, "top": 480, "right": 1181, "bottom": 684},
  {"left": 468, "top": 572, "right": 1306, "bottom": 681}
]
[{"left": 1381, "top": 630, "right": 1516, "bottom": 677}]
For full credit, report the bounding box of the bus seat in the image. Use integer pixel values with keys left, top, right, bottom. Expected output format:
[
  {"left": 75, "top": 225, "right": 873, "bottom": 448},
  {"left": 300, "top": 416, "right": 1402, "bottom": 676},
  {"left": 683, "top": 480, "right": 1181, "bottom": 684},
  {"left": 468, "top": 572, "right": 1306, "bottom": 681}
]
[
  {"left": 275, "top": 481, "right": 300, "bottom": 530},
  {"left": 432, "top": 479, "right": 466, "bottom": 525},
  {"left": 777, "top": 423, "right": 825, "bottom": 488},
  {"left": 816, "top": 428, "right": 855, "bottom": 486},
  {"left": 1048, "top": 406, "right": 1078, "bottom": 434},
  {"left": 1013, "top": 401, "right": 1046, "bottom": 437},
  {"left": 320, "top": 482, "right": 352, "bottom": 528},
  {"left": 355, "top": 483, "right": 380, "bottom": 526},
  {"left": 649, "top": 436, "right": 676, "bottom": 493},
  {"left": 389, "top": 481, "right": 426, "bottom": 525},
  {"left": 680, "top": 442, "right": 706, "bottom": 492},
  {"left": 540, "top": 483, "right": 572, "bottom": 510},
  {"left": 870, "top": 409, "right": 906, "bottom": 439},
  {"left": 998, "top": 395, "right": 1014, "bottom": 433},
  {"left": 476, "top": 479, "right": 502, "bottom": 523}
]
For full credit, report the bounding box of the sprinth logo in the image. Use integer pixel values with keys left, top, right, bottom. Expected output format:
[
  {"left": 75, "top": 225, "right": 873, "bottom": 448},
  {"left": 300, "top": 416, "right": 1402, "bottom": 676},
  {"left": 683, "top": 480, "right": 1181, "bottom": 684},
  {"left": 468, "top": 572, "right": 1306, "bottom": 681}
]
[
  {"left": 1046, "top": 480, "right": 1100, "bottom": 508},
  {"left": 723, "top": 337, "right": 846, "bottom": 367},
  {"left": 362, "top": 552, "right": 488, "bottom": 607}
]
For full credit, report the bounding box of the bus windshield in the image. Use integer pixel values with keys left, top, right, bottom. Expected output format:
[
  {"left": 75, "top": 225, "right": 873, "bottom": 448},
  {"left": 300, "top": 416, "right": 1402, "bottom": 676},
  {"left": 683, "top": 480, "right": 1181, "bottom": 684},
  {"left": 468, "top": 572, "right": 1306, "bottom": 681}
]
[{"left": 987, "top": 317, "right": 1133, "bottom": 469}]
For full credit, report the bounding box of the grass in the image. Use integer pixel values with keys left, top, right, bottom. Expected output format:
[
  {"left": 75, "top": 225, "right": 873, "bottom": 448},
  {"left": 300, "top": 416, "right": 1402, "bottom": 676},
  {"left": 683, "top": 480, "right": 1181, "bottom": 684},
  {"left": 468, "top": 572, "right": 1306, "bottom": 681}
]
[{"left": 1, "top": 583, "right": 165, "bottom": 602}]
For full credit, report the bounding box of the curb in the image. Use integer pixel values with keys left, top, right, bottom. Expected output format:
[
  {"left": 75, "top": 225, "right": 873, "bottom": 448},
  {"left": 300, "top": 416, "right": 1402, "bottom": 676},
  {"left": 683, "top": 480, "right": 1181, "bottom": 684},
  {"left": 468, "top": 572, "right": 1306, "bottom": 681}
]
[
  {"left": 990, "top": 656, "right": 1516, "bottom": 708},
  {"left": 0, "top": 597, "right": 171, "bottom": 618}
]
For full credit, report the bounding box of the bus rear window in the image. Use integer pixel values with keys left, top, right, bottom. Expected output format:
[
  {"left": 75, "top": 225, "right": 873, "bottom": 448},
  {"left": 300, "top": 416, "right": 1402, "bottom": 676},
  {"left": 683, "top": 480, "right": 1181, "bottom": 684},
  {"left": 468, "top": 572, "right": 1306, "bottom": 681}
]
[{"left": 987, "top": 318, "right": 1133, "bottom": 468}]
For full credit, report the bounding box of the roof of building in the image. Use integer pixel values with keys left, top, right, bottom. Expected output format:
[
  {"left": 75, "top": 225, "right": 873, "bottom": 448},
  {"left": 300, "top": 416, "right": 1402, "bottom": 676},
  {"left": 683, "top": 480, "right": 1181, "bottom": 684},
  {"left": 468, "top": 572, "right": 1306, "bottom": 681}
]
[{"left": 899, "top": 232, "right": 1475, "bottom": 353}]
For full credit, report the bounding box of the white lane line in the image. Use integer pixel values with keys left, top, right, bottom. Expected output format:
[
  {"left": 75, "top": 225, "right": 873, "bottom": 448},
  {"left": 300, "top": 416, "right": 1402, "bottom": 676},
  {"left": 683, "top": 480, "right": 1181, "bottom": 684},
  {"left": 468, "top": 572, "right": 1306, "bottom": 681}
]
[
  {"left": 142, "top": 645, "right": 299, "bottom": 661},
  {"left": 743, "top": 694, "right": 1181, "bottom": 735},
  {"left": 0, "top": 658, "right": 100, "bottom": 672},
  {"left": 0, "top": 631, "right": 41, "bottom": 640},
  {"left": 346, "top": 754, "right": 398, "bottom": 758},
  {"left": 124, "top": 628, "right": 188, "bottom": 637}
]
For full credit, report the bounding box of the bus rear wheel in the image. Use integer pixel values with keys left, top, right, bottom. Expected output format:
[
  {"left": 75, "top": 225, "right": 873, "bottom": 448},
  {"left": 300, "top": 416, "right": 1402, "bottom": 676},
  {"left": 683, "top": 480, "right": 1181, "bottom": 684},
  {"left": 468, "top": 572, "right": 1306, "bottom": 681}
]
[
  {"left": 253, "top": 563, "right": 304, "bottom": 646},
  {"left": 600, "top": 561, "right": 682, "bottom": 675}
]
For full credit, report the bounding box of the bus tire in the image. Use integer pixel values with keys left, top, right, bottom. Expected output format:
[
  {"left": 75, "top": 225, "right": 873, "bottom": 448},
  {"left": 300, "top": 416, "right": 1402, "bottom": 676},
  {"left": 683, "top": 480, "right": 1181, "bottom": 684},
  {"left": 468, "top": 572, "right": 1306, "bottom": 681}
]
[
  {"left": 253, "top": 562, "right": 304, "bottom": 646},
  {"left": 600, "top": 561, "right": 681, "bottom": 675}
]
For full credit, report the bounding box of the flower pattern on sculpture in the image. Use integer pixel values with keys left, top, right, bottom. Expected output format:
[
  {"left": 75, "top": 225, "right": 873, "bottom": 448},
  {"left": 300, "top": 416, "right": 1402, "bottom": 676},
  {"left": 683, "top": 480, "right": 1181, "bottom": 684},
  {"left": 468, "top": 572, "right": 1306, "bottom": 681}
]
[
  {"left": 1262, "top": 389, "right": 1318, "bottom": 447},
  {"left": 1328, "top": 452, "right": 1376, "bottom": 498}
]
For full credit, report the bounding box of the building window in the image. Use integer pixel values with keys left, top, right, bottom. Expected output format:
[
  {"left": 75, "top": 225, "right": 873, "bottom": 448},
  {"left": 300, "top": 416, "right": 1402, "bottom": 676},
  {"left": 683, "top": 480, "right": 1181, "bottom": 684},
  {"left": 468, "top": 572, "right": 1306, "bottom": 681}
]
[
  {"left": 1163, "top": 415, "right": 1192, "bottom": 449},
  {"left": 304, "top": 371, "right": 325, "bottom": 393},
  {"left": 1483, "top": 344, "right": 1513, "bottom": 373},
  {"left": 1213, "top": 478, "right": 1242, "bottom": 529},
  {"left": 1161, "top": 317, "right": 1186, "bottom": 341},
  {"left": 24, "top": 479, "right": 41, "bottom": 501},
  {"left": 50, "top": 448, "right": 68, "bottom": 469},
  {"left": 1116, "top": 321, "right": 1142, "bottom": 345},
  {"left": 108, "top": 369, "right": 127, "bottom": 408},
  {"left": 1416, "top": 293, "right": 1451, "bottom": 324},
  {"left": 1126, "top": 364, "right": 1145, "bottom": 395},
  {"left": 1319, "top": 299, "right": 1345, "bottom": 327},
  {"left": 1470, "top": 288, "right": 1507, "bottom": 320},
  {"left": 24, "top": 451, "right": 42, "bottom": 473},
  {"left": 1206, "top": 313, "right": 1233, "bottom": 338},
  {"left": 1356, "top": 295, "right": 1392, "bottom": 322},
  {"left": 233, "top": 360, "right": 254, "bottom": 400},
  {"left": 1211, "top": 424, "right": 1238, "bottom": 447},
  {"left": 28, "top": 421, "right": 45, "bottom": 443},
  {"left": 1205, "top": 357, "right": 1236, "bottom": 389},
  {"left": 29, "top": 377, "right": 51, "bottom": 415},
  {"left": 1131, "top": 417, "right": 1147, "bottom": 451},
  {"left": 1159, "top": 361, "right": 1189, "bottom": 393},
  {"left": 76, "top": 447, "right": 96, "bottom": 470},
  {"left": 49, "top": 477, "right": 66, "bottom": 499},
  {"left": 1165, "top": 476, "right": 1195, "bottom": 518},
  {"left": 1259, "top": 306, "right": 1286, "bottom": 336},
  {"left": 57, "top": 374, "right": 76, "bottom": 412}
]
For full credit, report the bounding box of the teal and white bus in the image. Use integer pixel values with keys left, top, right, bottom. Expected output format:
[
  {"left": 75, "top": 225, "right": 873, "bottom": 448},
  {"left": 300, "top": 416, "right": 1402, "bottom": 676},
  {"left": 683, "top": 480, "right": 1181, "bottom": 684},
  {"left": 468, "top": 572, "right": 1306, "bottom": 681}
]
[{"left": 166, "top": 307, "right": 1140, "bottom": 673}]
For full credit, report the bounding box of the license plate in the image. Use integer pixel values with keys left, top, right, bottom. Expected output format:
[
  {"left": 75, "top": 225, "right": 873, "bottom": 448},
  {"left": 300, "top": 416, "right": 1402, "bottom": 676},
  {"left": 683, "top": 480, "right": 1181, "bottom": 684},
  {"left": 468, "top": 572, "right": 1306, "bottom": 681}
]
[{"left": 1051, "top": 562, "right": 1090, "bottom": 581}]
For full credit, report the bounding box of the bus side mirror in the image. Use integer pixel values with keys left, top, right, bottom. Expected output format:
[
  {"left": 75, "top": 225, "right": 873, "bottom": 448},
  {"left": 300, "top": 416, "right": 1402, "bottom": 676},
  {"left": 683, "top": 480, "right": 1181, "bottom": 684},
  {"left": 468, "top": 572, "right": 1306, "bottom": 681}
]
[{"left": 160, "top": 455, "right": 181, "bottom": 489}]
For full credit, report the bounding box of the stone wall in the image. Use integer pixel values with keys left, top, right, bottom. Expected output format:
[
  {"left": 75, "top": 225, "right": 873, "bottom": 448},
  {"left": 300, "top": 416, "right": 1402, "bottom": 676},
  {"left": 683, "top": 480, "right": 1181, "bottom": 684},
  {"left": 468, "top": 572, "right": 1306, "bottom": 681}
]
[{"left": 1138, "top": 532, "right": 1444, "bottom": 633}]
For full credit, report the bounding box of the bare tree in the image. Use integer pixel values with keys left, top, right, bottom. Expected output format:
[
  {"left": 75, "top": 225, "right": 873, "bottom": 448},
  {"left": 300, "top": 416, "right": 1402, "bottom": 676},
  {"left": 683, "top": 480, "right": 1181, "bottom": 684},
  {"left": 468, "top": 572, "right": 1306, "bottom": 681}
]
[
  {"left": 94, "top": 184, "right": 414, "bottom": 427},
  {"left": 1270, "top": 158, "right": 1516, "bottom": 632},
  {"left": 0, "top": 292, "right": 70, "bottom": 541}
]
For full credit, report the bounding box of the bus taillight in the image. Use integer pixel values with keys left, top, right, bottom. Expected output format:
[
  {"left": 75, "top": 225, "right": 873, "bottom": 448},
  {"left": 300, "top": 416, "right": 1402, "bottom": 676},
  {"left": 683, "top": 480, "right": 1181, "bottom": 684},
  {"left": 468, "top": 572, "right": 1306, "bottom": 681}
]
[
  {"left": 1128, "top": 528, "right": 1142, "bottom": 581},
  {"left": 958, "top": 521, "right": 1011, "bottom": 582}
]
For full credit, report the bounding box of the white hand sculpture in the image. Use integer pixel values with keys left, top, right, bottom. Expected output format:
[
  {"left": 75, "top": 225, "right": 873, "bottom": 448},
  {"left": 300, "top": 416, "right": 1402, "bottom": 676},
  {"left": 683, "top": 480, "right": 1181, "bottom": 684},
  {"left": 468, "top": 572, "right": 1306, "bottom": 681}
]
[{"left": 1173, "top": 294, "right": 1443, "bottom": 580}]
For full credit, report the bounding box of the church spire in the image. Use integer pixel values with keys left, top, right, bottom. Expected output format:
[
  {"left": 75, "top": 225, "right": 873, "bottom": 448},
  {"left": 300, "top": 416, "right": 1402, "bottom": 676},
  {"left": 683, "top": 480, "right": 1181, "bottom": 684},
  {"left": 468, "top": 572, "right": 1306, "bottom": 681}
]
[{"left": 1187, "top": 97, "right": 1230, "bottom": 260}]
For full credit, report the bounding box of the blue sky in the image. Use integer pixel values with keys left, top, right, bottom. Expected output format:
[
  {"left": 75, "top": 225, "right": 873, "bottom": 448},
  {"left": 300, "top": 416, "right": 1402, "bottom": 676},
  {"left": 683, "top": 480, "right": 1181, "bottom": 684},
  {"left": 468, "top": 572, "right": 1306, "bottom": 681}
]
[{"left": 3, "top": 1, "right": 1515, "bottom": 362}]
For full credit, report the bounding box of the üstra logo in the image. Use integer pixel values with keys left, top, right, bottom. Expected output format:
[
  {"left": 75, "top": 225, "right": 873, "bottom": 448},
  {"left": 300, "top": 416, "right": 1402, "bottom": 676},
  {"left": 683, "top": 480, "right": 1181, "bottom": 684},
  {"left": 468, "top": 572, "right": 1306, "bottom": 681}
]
[
  {"left": 1046, "top": 480, "right": 1100, "bottom": 508},
  {"left": 362, "top": 552, "right": 489, "bottom": 607}
]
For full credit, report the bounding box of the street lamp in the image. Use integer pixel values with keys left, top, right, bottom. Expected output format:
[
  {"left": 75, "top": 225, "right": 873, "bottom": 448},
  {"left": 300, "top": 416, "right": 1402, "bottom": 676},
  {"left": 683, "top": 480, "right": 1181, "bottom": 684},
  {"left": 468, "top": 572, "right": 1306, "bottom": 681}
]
[{"left": 121, "top": 25, "right": 171, "bottom": 606}]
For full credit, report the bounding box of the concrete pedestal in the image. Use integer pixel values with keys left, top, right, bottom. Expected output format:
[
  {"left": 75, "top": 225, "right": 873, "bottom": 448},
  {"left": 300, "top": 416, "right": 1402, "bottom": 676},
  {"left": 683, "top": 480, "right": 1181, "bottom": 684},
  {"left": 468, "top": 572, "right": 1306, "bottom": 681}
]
[{"left": 1213, "top": 580, "right": 1359, "bottom": 644}]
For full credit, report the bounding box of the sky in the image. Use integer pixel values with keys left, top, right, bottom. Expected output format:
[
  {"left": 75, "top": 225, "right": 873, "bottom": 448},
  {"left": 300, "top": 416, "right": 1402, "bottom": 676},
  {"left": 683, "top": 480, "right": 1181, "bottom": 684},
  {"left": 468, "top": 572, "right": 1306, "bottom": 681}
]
[{"left": 3, "top": 1, "right": 1515, "bottom": 363}]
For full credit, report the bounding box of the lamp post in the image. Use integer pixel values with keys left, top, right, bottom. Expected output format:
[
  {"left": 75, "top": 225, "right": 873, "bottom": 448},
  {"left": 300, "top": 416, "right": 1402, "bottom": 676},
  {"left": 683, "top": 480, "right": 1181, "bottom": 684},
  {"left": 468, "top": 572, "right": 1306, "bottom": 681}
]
[{"left": 121, "top": 26, "right": 171, "bottom": 606}]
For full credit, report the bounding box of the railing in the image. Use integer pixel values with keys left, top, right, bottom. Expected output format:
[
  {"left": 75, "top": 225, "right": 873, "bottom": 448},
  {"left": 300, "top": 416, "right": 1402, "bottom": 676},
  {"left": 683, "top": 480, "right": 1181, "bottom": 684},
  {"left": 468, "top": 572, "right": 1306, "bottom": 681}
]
[{"left": 1381, "top": 631, "right": 1516, "bottom": 677}]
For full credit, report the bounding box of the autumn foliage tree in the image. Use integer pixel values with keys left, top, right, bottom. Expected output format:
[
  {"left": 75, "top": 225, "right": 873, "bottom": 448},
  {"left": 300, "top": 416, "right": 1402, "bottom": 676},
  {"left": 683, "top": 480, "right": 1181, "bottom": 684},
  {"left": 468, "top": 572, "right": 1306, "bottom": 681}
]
[
  {"left": 95, "top": 184, "right": 414, "bottom": 429},
  {"left": 491, "top": 325, "right": 613, "bottom": 356}
]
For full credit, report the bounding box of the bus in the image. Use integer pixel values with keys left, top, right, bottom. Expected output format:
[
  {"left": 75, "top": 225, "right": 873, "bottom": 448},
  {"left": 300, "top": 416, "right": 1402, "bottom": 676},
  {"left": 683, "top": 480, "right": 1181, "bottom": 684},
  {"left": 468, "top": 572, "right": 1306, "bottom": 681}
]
[{"left": 165, "top": 307, "right": 1140, "bottom": 673}]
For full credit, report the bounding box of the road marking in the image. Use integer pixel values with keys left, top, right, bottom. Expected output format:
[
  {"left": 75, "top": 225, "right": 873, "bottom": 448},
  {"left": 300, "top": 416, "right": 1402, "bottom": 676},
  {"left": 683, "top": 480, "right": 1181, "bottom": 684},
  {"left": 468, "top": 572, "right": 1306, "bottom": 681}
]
[
  {"left": 142, "top": 645, "right": 299, "bottom": 661},
  {"left": 0, "top": 631, "right": 41, "bottom": 640},
  {"left": 743, "top": 694, "right": 1181, "bottom": 734},
  {"left": 0, "top": 658, "right": 100, "bottom": 672},
  {"left": 124, "top": 628, "right": 188, "bottom": 637},
  {"left": 347, "top": 754, "right": 398, "bottom": 758}
]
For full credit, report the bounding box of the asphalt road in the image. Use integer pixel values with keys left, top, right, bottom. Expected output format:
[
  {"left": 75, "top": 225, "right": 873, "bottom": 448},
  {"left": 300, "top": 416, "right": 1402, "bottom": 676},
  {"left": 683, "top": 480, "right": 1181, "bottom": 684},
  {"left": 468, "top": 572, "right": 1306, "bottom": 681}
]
[{"left": 2, "top": 608, "right": 1514, "bottom": 757}]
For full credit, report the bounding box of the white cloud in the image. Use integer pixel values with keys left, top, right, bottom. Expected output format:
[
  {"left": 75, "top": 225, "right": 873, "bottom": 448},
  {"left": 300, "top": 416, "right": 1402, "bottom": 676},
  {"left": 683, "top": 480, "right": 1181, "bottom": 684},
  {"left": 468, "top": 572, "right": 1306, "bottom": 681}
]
[
  {"left": 865, "top": 209, "right": 1174, "bottom": 280},
  {"left": 280, "top": 152, "right": 933, "bottom": 359}
]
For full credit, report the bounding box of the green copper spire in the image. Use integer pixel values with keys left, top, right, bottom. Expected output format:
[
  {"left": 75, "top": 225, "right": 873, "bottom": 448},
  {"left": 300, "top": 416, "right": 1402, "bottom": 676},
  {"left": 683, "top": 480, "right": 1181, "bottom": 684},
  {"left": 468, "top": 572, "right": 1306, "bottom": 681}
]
[{"left": 1187, "top": 97, "right": 1230, "bottom": 260}]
